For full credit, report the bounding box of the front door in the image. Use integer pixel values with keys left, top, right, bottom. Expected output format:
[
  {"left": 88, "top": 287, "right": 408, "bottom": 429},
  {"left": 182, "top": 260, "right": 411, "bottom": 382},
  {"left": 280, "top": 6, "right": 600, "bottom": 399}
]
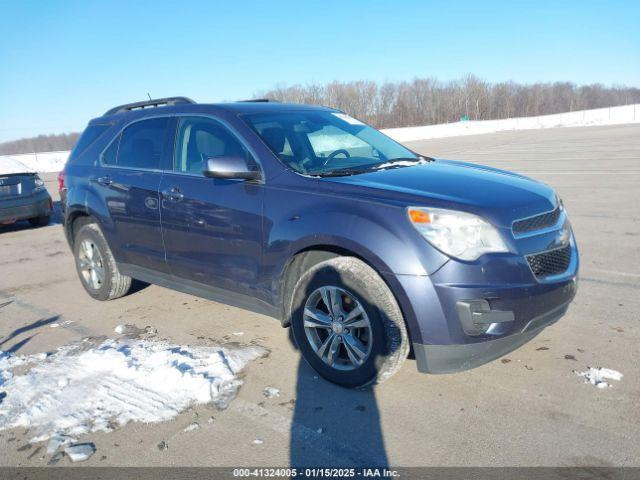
[{"left": 160, "top": 116, "right": 264, "bottom": 297}]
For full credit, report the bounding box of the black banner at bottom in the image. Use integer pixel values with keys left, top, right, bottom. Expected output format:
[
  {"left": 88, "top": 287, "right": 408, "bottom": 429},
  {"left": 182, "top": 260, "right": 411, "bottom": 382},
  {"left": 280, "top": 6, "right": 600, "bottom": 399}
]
[{"left": 0, "top": 467, "right": 638, "bottom": 480}]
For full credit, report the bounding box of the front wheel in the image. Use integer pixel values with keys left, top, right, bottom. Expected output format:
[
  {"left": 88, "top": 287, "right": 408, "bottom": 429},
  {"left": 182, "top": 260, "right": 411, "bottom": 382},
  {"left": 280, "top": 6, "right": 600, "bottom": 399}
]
[{"left": 290, "top": 257, "right": 409, "bottom": 388}]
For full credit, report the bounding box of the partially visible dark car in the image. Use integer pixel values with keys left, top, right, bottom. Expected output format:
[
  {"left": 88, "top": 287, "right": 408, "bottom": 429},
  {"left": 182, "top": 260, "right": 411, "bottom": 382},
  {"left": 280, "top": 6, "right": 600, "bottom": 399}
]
[{"left": 0, "top": 159, "right": 52, "bottom": 228}]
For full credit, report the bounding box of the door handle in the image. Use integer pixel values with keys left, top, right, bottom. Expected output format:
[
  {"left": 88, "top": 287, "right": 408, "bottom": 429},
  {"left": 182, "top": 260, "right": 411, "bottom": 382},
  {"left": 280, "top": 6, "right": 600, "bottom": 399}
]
[
  {"left": 96, "top": 176, "right": 112, "bottom": 186},
  {"left": 161, "top": 187, "right": 184, "bottom": 202}
]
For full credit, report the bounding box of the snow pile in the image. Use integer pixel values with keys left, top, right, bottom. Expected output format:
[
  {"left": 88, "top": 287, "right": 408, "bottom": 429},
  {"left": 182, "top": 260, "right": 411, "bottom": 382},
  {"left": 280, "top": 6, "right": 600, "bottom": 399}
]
[
  {"left": 0, "top": 158, "right": 35, "bottom": 175},
  {"left": 382, "top": 103, "right": 640, "bottom": 142},
  {"left": 64, "top": 443, "right": 95, "bottom": 462},
  {"left": 0, "top": 151, "right": 68, "bottom": 174},
  {"left": 576, "top": 367, "right": 623, "bottom": 389},
  {"left": 0, "top": 339, "right": 266, "bottom": 441}
]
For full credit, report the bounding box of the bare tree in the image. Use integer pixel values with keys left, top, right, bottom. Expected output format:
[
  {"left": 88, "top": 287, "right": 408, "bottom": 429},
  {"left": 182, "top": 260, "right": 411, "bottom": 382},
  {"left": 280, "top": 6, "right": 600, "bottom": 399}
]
[
  {"left": 2, "top": 78, "right": 639, "bottom": 155},
  {"left": 256, "top": 77, "right": 640, "bottom": 129}
]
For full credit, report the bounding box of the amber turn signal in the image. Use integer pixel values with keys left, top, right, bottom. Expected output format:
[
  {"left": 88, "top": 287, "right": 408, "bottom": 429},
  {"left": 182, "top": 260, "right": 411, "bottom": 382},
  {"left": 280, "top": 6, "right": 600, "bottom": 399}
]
[{"left": 408, "top": 208, "right": 431, "bottom": 224}]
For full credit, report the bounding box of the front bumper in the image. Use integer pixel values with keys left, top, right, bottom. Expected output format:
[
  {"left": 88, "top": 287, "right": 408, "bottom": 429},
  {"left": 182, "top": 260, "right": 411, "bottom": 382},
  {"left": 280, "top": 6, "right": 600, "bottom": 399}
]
[
  {"left": 413, "top": 301, "right": 570, "bottom": 373},
  {"left": 0, "top": 192, "right": 51, "bottom": 223},
  {"left": 389, "top": 234, "right": 579, "bottom": 374}
]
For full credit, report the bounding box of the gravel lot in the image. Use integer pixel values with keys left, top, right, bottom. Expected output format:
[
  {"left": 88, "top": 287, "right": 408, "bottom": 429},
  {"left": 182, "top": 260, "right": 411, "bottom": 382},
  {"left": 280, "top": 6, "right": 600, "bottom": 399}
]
[{"left": 0, "top": 124, "right": 638, "bottom": 467}]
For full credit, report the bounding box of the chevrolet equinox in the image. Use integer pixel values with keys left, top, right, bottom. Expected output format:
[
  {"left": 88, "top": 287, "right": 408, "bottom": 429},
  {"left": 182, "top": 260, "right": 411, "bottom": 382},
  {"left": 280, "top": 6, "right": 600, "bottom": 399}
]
[{"left": 61, "top": 97, "right": 579, "bottom": 387}]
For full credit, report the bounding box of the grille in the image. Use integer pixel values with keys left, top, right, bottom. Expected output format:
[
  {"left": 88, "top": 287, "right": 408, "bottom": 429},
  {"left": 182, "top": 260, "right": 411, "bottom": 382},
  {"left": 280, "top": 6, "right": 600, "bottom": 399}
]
[
  {"left": 513, "top": 206, "right": 561, "bottom": 234},
  {"left": 527, "top": 244, "right": 572, "bottom": 278}
]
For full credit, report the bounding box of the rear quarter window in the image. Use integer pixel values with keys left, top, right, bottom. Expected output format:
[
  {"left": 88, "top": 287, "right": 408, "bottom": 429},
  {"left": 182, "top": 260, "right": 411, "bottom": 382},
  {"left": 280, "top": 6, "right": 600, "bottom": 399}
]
[
  {"left": 68, "top": 124, "right": 111, "bottom": 164},
  {"left": 102, "top": 134, "right": 120, "bottom": 166}
]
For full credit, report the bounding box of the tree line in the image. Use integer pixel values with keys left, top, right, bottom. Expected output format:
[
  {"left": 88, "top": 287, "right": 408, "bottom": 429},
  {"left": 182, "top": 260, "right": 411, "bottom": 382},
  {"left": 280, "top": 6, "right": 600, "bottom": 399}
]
[
  {"left": 258, "top": 76, "right": 640, "bottom": 129},
  {"left": 0, "top": 132, "right": 79, "bottom": 156},
  {"left": 1, "top": 76, "right": 639, "bottom": 155}
]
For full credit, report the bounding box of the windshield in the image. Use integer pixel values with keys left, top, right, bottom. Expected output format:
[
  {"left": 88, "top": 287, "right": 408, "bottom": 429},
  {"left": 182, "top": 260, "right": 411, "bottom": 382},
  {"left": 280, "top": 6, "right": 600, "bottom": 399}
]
[{"left": 242, "top": 111, "right": 421, "bottom": 176}]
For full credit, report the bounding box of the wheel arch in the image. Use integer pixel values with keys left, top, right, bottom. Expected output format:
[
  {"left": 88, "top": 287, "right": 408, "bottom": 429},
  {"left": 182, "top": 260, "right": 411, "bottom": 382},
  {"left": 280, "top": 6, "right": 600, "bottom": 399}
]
[
  {"left": 278, "top": 243, "right": 419, "bottom": 348},
  {"left": 64, "top": 209, "right": 95, "bottom": 248}
]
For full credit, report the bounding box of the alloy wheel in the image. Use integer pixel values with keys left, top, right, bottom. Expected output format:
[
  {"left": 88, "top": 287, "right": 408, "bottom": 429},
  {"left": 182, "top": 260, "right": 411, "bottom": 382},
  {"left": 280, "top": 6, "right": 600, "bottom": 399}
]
[
  {"left": 302, "top": 285, "right": 372, "bottom": 371},
  {"left": 78, "top": 239, "right": 105, "bottom": 290}
]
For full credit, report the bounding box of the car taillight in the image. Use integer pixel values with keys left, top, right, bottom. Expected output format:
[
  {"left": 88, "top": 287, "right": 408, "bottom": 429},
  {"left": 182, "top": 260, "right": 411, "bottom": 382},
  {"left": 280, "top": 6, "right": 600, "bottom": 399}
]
[{"left": 58, "top": 171, "right": 65, "bottom": 192}]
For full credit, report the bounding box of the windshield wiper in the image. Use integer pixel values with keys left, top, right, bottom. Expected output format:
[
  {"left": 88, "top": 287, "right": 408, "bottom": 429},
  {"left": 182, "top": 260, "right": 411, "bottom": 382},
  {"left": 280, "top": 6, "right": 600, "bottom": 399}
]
[
  {"left": 372, "top": 156, "right": 433, "bottom": 170},
  {"left": 307, "top": 156, "right": 434, "bottom": 177},
  {"left": 308, "top": 168, "right": 371, "bottom": 177}
]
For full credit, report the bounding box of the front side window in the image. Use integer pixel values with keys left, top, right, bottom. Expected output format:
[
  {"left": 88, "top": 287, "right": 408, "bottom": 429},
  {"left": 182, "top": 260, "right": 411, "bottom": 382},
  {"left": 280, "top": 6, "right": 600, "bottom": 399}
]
[
  {"left": 173, "top": 117, "right": 248, "bottom": 175},
  {"left": 243, "top": 111, "right": 420, "bottom": 176},
  {"left": 113, "top": 117, "right": 170, "bottom": 170}
]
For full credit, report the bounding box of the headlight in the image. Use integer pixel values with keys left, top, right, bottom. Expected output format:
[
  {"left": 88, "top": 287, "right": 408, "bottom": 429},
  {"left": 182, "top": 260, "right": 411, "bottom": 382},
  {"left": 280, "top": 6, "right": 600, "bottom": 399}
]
[
  {"left": 34, "top": 176, "right": 46, "bottom": 191},
  {"left": 407, "top": 207, "right": 509, "bottom": 261}
]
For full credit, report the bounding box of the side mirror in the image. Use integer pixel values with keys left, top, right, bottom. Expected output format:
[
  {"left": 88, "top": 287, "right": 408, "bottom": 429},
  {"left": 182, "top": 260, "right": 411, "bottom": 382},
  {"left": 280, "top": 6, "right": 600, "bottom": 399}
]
[{"left": 202, "top": 156, "right": 261, "bottom": 181}]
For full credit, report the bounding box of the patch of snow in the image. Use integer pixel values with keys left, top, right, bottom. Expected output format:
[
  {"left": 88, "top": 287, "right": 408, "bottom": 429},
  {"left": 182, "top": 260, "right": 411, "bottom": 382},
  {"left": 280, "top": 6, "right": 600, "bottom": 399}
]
[
  {"left": 183, "top": 422, "right": 199, "bottom": 433},
  {"left": 382, "top": 104, "right": 640, "bottom": 143},
  {"left": 0, "top": 339, "right": 267, "bottom": 441},
  {"left": 49, "top": 320, "right": 73, "bottom": 329},
  {"left": 0, "top": 151, "right": 68, "bottom": 173},
  {"left": 263, "top": 386, "right": 280, "bottom": 399},
  {"left": 576, "top": 367, "right": 623, "bottom": 389},
  {"left": 0, "top": 158, "right": 35, "bottom": 175},
  {"left": 114, "top": 324, "right": 143, "bottom": 335},
  {"left": 64, "top": 443, "right": 95, "bottom": 462},
  {"left": 252, "top": 439, "right": 264, "bottom": 445},
  {"left": 46, "top": 434, "right": 76, "bottom": 454},
  {"left": 114, "top": 324, "right": 155, "bottom": 338}
]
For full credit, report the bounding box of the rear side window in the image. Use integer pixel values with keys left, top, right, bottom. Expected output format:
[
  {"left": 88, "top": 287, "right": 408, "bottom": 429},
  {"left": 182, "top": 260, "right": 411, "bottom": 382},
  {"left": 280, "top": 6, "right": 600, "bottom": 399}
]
[
  {"left": 110, "top": 118, "right": 170, "bottom": 170},
  {"left": 68, "top": 124, "right": 111, "bottom": 163}
]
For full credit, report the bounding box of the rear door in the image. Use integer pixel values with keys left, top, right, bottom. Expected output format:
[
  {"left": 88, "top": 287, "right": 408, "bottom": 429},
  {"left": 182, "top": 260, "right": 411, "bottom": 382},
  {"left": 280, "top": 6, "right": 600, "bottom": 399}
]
[
  {"left": 94, "top": 116, "right": 175, "bottom": 273},
  {"left": 159, "top": 116, "right": 264, "bottom": 296}
]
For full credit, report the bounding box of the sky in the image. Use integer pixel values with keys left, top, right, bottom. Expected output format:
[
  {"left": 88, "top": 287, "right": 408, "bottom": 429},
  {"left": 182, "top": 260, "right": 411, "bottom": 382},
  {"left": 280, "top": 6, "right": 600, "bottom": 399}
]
[{"left": 1, "top": 0, "right": 638, "bottom": 142}]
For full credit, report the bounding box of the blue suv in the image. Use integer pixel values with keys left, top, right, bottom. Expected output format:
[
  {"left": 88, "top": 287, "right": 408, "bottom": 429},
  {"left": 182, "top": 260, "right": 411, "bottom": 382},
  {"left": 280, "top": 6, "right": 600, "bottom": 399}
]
[{"left": 62, "top": 97, "right": 578, "bottom": 387}]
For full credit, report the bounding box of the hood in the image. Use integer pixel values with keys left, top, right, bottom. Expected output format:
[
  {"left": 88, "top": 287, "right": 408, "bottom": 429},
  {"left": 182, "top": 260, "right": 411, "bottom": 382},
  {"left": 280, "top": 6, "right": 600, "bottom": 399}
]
[{"left": 322, "top": 159, "right": 556, "bottom": 228}]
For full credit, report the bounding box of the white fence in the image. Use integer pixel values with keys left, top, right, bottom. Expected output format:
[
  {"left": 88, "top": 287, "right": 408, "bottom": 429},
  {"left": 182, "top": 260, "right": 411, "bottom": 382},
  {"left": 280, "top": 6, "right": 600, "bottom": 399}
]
[{"left": 1, "top": 104, "right": 638, "bottom": 173}]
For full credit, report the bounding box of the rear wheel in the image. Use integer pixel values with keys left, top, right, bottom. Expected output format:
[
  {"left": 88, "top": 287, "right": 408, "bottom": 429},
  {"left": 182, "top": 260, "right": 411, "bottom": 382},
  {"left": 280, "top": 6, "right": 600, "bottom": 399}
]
[
  {"left": 290, "top": 257, "right": 409, "bottom": 388},
  {"left": 73, "top": 223, "right": 131, "bottom": 301},
  {"left": 28, "top": 214, "right": 50, "bottom": 227}
]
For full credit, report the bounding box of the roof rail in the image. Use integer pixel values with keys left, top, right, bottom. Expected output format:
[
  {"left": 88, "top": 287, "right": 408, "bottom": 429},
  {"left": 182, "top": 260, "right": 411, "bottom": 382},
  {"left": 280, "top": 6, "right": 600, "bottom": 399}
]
[
  {"left": 238, "top": 98, "right": 278, "bottom": 103},
  {"left": 104, "top": 96, "right": 196, "bottom": 116}
]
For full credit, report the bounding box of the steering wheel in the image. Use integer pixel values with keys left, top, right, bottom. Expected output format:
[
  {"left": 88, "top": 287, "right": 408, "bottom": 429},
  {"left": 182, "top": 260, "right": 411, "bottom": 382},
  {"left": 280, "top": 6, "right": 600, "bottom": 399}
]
[{"left": 321, "top": 149, "right": 351, "bottom": 168}]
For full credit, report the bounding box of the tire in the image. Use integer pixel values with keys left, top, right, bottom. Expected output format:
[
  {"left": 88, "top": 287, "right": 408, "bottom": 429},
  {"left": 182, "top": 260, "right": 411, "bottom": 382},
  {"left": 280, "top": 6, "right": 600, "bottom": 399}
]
[
  {"left": 289, "top": 256, "right": 409, "bottom": 388},
  {"left": 73, "top": 222, "right": 132, "bottom": 301},
  {"left": 28, "top": 214, "right": 50, "bottom": 227}
]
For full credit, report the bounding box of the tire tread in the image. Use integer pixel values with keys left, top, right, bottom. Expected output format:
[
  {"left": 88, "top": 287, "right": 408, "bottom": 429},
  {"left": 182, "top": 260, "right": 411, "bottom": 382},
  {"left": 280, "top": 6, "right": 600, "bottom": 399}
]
[{"left": 75, "top": 223, "right": 131, "bottom": 301}]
